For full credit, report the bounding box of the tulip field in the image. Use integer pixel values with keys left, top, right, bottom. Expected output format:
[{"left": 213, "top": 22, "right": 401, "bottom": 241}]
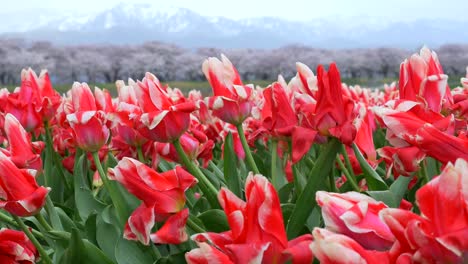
[{"left": 0, "top": 46, "right": 467, "bottom": 264}]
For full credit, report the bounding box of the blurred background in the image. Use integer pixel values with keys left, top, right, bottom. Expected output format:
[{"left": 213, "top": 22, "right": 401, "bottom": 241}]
[{"left": 1, "top": 0, "right": 468, "bottom": 92}]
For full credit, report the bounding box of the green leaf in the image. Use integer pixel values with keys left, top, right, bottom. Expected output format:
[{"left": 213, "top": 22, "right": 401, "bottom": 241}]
[
  {"left": 424, "top": 157, "right": 440, "bottom": 180},
  {"left": 56, "top": 207, "right": 78, "bottom": 231},
  {"left": 223, "top": 133, "right": 243, "bottom": 198},
  {"left": 61, "top": 229, "right": 114, "bottom": 264},
  {"left": 115, "top": 238, "right": 154, "bottom": 264},
  {"left": 281, "top": 203, "right": 295, "bottom": 227},
  {"left": 270, "top": 140, "right": 287, "bottom": 191},
  {"left": 352, "top": 143, "right": 388, "bottom": 190},
  {"left": 389, "top": 175, "right": 413, "bottom": 206},
  {"left": 154, "top": 252, "right": 186, "bottom": 264},
  {"left": 74, "top": 154, "right": 107, "bottom": 221},
  {"left": 85, "top": 213, "right": 98, "bottom": 245},
  {"left": 368, "top": 172, "right": 413, "bottom": 208},
  {"left": 96, "top": 206, "right": 121, "bottom": 261},
  {"left": 200, "top": 167, "right": 222, "bottom": 189},
  {"left": 278, "top": 183, "right": 294, "bottom": 203},
  {"left": 367, "top": 191, "right": 398, "bottom": 208},
  {"left": 198, "top": 209, "right": 229, "bottom": 232},
  {"left": 286, "top": 138, "right": 341, "bottom": 239},
  {"left": 192, "top": 197, "right": 210, "bottom": 214},
  {"left": 305, "top": 206, "right": 322, "bottom": 232},
  {"left": 60, "top": 228, "right": 85, "bottom": 264}
]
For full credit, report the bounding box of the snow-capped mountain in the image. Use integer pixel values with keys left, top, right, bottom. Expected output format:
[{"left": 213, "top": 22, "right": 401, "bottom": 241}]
[{"left": 1, "top": 3, "right": 468, "bottom": 49}]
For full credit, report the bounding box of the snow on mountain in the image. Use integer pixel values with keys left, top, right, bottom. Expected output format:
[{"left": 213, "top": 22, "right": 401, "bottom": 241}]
[{"left": 1, "top": 3, "right": 468, "bottom": 49}]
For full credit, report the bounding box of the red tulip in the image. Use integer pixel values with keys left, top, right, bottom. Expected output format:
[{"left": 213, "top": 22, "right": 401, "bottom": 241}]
[
  {"left": 3, "top": 114, "right": 43, "bottom": 171},
  {"left": 34, "top": 70, "right": 61, "bottom": 121},
  {"left": 186, "top": 242, "right": 234, "bottom": 264},
  {"left": 450, "top": 86, "right": 468, "bottom": 120},
  {"left": 133, "top": 73, "right": 196, "bottom": 142},
  {"left": 94, "top": 86, "right": 115, "bottom": 113},
  {"left": 399, "top": 46, "right": 452, "bottom": 113},
  {"left": 67, "top": 111, "right": 110, "bottom": 152},
  {"left": 66, "top": 82, "right": 110, "bottom": 152},
  {"left": 310, "top": 228, "right": 390, "bottom": 264},
  {"left": 150, "top": 208, "right": 189, "bottom": 244},
  {"left": 295, "top": 62, "right": 318, "bottom": 97},
  {"left": 110, "top": 158, "right": 197, "bottom": 245},
  {"left": 187, "top": 173, "right": 313, "bottom": 264},
  {"left": 203, "top": 55, "right": 253, "bottom": 125},
  {"left": 377, "top": 146, "right": 426, "bottom": 177},
  {"left": 313, "top": 63, "right": 357, "bottom": 144},
  {"left": 261, "top": 82, "right": 297, "bottom": 137},
  {"left": 415, "top": 123, "right": 468, "bottom": 164},
  {"left": 153, "top": 132, "right": 214, "bottom": 167},
  {"left": 0, "top": 151, "right": 49, "bottom": 217},
  {"left": 111, "top": 81, "right": 147, "bottom": 147},
  {"left": 316, "top": 191, "right": 395, "bottom": 250},
  {"left": 354, "top": 104, "right": 377, "bottom": 162},
  {"left": 4, "top": 69, "right": 43, "bottom": 131},
  {"left": 0, "top": 228, "right": 38, "bottom": 264},
  {"left": 380, "top": 158, "right": 468, "bottom": 263}
]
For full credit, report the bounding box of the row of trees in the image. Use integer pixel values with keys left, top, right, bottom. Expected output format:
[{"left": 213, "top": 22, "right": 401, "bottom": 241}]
[{"left": 1, "top": 38, "right": 468, "bottom": 85}]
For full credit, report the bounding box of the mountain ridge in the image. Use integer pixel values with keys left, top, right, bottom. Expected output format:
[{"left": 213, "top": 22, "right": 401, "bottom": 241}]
[{"left": 1, "top": 3, "right": 468, "bottom": 49}]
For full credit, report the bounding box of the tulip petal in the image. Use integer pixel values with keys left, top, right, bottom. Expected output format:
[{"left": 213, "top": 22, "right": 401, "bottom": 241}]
[{"left": 151, "top": 208, "right": 189, "bottom": 244}]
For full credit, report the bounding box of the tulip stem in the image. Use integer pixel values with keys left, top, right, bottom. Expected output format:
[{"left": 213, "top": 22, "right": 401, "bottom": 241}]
[
  {"left": 173, "top": 139, "right": 220, "bottom": 209},
  {"left": 0, "top": 211, "right": 45, "bottom": 239},
  {"left": 330, "top": 164, "right": 339, "bottom": 192},
  {"left": 270, "top": 140, "right": 281, "bottom": 190},
  {"left": 419, "top": 160, "right": 430, "bottom": 184},
  {"left": 186, "top": 216, "right": 206, "bottom": 234},
  {"left": 43, "top": 122, "right": 71, "bottom": 191},
  {"left": 149, "top": 243, "right": 162, "bottom": 260},
  {"left": 340, "top": 144, "right": 356, "bottom": 179},
  {"left": 336, "top": 155, "right": 360, "bottom": 192},
  {"left": 136, "top": 146, "right": 146, "bottom": 163},
  {"left": 92, "top": 152, "right": 129, "bottom": 227},
  {"left": 287, "top": 138, "right": 341, "bottom": 239},
  {"left": 235, "top": 124, "right": 260, "bottom": 174},
  {"left": 44, "top": 196, "right": 64, "bottom": 231},
  {"left": 12, "top": 214, "right": 52, "bottom": 264},
  {"left": 35, "top": 213, "right": 53, "bottom": 232}
]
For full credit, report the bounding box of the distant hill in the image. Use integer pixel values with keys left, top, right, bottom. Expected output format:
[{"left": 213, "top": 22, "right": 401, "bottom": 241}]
[{"left": 1, "top": 3, "right": 468, "bottom": 49}]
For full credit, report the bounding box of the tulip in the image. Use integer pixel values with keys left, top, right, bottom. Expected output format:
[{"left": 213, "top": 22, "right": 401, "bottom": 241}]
[
  {"left": 415, "top": 123, "right": 468, "bottom": 164},
  {"left": 354, "top": 104, "right": 377, "bottom": 162},
  {"left": 67, "top": 111, "right": 110, "bottom": 152},
  {"left": 0, "top": 151, "right": 49, "bottom": 217},
  {"left": 3, "top": 114, "right": 43, "bottom": 171},
  {"left": 380, "top": 158, "right": 468, "bottom": 263},
  {"left": 313, "top": 63, "right": 357, "bottom": 144},
  {"left": 294, "top": 62, "right": 318, "bottom": 97},
  {"left": 111, "top": 82, "right": 147, "bottom": 147},
  {"left": 261, "top": 82, "right": 297, "bottom": 137},
  {"left": 310, "top": 228, "right": 390, "bottom": 264},
  {"left": 399, "top": 46, "right": 452, "bottom": 113},
  {"left": 34, "top": 70, "right": 61, "bottom": 121},
  {"left": 153, "top": 132, "right": 214, "bottom": 167},
  {"left": 203, "top": 55, "right": 253, "bottom": 125},
  {"left": 110, "top": 158, "right": 197, "bottom": 245},
  {"left": 377, "top": 146, "right": 426, "bottom": 177},
  {"left": 5, "top": 69, "right": 43, "bottom": 131},
  {"left": 0, "top": 228, "right": 38, "bottom": 264},
  {"left": 132, "top": 73, "right": 196, "bottom": 142},
  {"left": 66, "top": 82, "right": 110, "bottom": 152},
  {"left": 187, "top": 173, "right": 313, "bottom": 264},
  {"left": 316, "top": 191, "right": 395, "bottom": 250},
  {"left": 150, "top": 208, "right": 189, "bottom": 244}
]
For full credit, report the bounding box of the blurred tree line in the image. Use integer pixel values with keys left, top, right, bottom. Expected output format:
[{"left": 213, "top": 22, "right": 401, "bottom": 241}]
[{"left": 1, "top": 38, "right": 468, "bottom": 85}]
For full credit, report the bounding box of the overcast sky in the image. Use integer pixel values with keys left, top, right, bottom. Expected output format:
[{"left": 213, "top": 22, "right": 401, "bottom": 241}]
[{"left": 3, "top": 0, "right": 468, "bottom": 21}]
